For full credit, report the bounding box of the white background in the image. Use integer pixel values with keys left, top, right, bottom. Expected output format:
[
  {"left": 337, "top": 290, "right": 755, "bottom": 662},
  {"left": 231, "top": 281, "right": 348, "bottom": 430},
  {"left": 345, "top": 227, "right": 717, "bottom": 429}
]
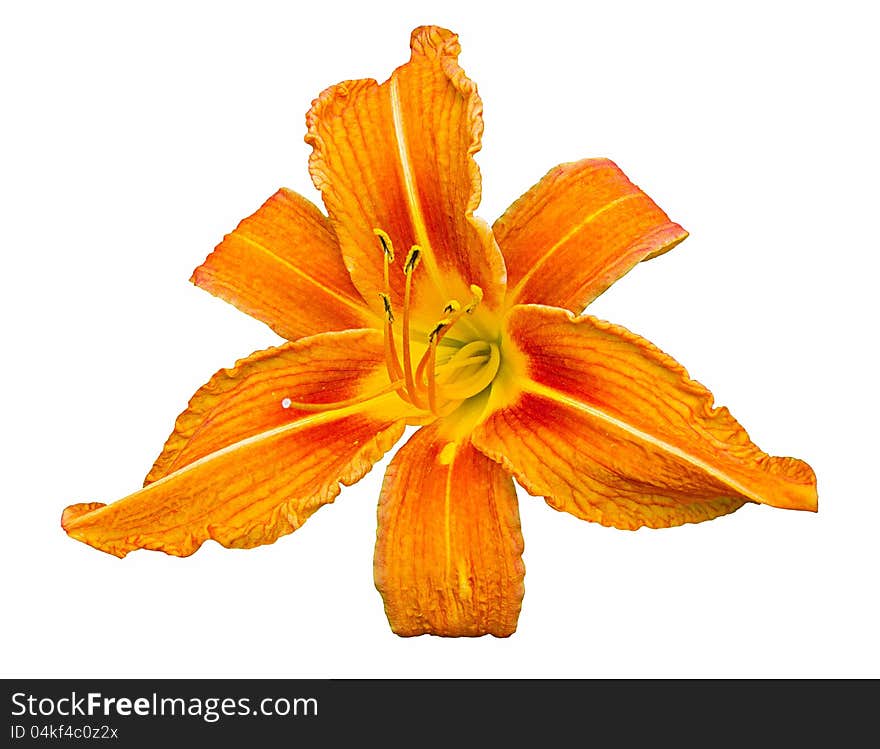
[{"left": 2, "top": 1, "right": 877, "bottom": 678}]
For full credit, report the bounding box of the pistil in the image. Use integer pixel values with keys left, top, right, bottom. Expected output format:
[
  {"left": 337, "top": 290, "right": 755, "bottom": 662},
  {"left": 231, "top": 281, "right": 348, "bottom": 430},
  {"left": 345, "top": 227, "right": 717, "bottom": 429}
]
[{"left": 279, "top": 378, "right": 406, "bottom": 413}]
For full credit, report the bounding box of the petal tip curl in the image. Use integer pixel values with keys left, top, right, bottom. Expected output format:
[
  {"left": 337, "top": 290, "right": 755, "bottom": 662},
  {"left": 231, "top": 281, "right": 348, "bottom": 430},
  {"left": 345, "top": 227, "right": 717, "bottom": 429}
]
[
  {"left": 760, "top": 455, "right": 818, "bottom": 512},
  {"left": 408, "top": 25, "right": 484, "bottom": 214},
  {"left": 61, "top": 502, "right": 106, "bottom": 531},
  {"left": 476, "top": 305, "right": 818, "bottom": 531},
  {"left": 62, "top": 502, "right": 131, "bottom": 559},
  {"left": 408, "top": 25, "right": 459, "bottom": 56},
  {"left": 494, "top": 158, "right": 690, "bottom": 312}
]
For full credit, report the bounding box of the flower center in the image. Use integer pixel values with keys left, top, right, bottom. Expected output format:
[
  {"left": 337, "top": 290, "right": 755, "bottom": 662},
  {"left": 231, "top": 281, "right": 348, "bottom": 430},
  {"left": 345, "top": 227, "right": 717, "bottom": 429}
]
[
  {"left": 433, "top": 339, "right": 501, "bottom": 402},
  {"left": 275, "top": 230, "right": 503, "bottom": 419},
  {"left": 374, "top": 228, "right": 500, "bottom": 416}
]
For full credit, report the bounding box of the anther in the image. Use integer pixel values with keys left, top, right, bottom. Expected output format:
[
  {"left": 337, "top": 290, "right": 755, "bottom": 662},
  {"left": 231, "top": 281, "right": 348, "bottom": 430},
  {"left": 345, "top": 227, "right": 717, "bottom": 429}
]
[
  {"left": 373, "top": 228, "right": 395, "bottom": 261},
  {"left": 379, "top": 292, "right": 394, "bottom": 324},
  {"left": 428, "top": 319, "right": 451, "bottom": 342},
  {"left": 404, "top": 246, "right": 422, "bottom": 274},
  {"left": 375, "top": 229, "right": 407, "bottom": 396},
  {"left": 401, "top": 244, "right": 425, "bottom": 408},
  {"left": 466, "top": 284, "right": 483, "bottom": 313}
]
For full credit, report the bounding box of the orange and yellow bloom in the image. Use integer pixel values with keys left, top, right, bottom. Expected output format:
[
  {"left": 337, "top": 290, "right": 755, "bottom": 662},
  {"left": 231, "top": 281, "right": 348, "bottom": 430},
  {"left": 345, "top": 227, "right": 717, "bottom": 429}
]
[{"left": 62, "top": 26, "right": 817, "bottom": 637}]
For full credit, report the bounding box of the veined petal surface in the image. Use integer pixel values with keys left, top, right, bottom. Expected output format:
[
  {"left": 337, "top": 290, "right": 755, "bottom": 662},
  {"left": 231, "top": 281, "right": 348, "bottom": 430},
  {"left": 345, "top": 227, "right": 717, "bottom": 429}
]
[
  {"left": 374, "top": 424, "right": 525, "bottom": 637},
  {"left": 62, "top": 330, "right": 411, "bottom": 557},
  {"left": 472, "top": 305, "right": 817, "bottom": 530},
  {"left": 192, "top": 189, "right": 377, "bottom": 340},
  {"left": 306, "top": 25, "right": 506, "bottom": 324},
  {"left": 494, "top": 159, "right": 687, "bottom": 312}
]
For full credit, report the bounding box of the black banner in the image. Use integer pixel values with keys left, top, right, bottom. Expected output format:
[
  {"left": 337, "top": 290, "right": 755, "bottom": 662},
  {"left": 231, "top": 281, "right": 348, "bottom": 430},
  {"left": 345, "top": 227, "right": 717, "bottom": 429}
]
[{"left": 3, "top": 679, "right": 876, "bottom": 745}]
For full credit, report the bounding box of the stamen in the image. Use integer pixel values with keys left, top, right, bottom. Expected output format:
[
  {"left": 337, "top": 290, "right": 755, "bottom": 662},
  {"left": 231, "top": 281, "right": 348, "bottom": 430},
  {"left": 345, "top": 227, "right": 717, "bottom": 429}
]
[
  {"left": 378, "top": 292, "right": 406, "bottom": 392},
  {"left": 426, "top": 340, "right": 439, "bottom": 415},
  {"left": 374, "top": 230, "right": 407, "bottom": 400},
  {"left": 446, "top": 284, "right": 484, "bottom": 341},
  {"left": 279, "top": 379, "right": 406, "bottom": 413},
  {"left": 413, "top": 298, "right": 459, "bottom": 392},
  {"left": 415, "top": 320, "right": 446, "bottom": 387},
  {"left": 375, "top": 229, "right": 396, "bottom": 314},
  {"left": 428, "top": 287, "right": 481, "bottom": 348},
  {"left": 425, "top": 318, "right": 456, "bottom": 414},
  {"left": 401, "top": 246, "right": 425, "bottom": 408},
  {"left": 413, "top": 288, "right": 485, "bottom": 413},
  {"left": 410, "top": 320, "right": 444, "bottom": 415},
  {"left": 369, "top": 233, "right": 495, "bottom": 415}
]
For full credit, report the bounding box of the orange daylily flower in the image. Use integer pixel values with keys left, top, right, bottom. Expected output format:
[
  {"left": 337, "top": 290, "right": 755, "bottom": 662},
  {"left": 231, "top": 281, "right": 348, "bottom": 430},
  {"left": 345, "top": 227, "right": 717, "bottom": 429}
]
[{"left": 62, "top": 26, "right": 817, "bottom": 637}]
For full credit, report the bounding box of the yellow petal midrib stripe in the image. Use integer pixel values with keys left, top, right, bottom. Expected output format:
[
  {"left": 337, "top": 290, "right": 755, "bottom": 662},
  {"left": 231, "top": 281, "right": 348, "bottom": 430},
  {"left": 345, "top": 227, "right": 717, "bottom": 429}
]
[
  {"left": 508, "top": 191, "right": 644, "bottom": 303},
  {"left": 69, "top": 398, "right": 395, "bottom": 527},
  {"left": 388, "top": 73, "right": 446, "bottom": 293},
  {"left": 232, "top": 232, "right": 378, "bottom": 322},
  {"left": 520, "top": 379, "right": 766, "bottom": 505}
]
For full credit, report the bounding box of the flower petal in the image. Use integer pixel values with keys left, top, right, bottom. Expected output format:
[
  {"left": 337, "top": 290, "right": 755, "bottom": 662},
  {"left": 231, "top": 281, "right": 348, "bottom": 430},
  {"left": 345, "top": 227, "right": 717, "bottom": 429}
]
[
  {"left": 62, "top": 330, "right": 411, "bottom": 557},
  {"left": 472, "top": 305, "right": 817, "bottom": 530},
  {"left": 191, "top": 189, "right": 378, "bottom": 340},
  {"left": 494, "top": 159, "right": 688, "bottom": 312},
  {"left": 374, "top": 424, "right": 525, "bottom": 637},
  {"left": 305, "top": 26, "right": 506, "bottom": 322}
]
